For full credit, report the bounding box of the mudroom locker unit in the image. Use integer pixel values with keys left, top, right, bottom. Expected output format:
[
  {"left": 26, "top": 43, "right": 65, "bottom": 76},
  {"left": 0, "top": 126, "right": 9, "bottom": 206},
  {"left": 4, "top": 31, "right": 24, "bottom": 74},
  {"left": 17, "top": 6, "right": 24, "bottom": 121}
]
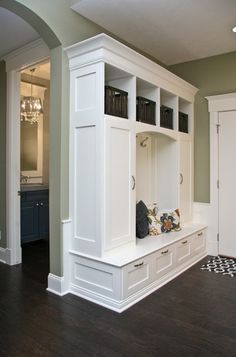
[{"left": 62, "top": 34, "right": 207, "bottom": 312}]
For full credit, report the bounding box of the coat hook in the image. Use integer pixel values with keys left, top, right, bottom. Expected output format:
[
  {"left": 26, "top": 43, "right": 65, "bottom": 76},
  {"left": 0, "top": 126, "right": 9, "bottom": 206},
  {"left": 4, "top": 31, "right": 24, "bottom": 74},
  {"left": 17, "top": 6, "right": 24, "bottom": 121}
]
[{"left": 140, "top": 137, "right": 149, "bottom": 147}]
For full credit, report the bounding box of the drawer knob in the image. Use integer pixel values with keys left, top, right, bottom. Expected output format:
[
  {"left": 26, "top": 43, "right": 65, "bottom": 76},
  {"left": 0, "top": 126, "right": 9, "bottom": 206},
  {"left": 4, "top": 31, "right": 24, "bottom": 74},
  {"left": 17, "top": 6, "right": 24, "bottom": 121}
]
[
  {"left": 134, "top": 261, "right": 144, "bottom": 267},
  {"left": 182, "top": 240, "right": 188, "bottom": 244},
  {"left": 197, "top": 232, "right": 203, "bottom": 236},
  {"left": 161, "top": 249, "right": 169, "bottom": 255},
  {"left": 36, "top": 203, "right": 39, "bottom": 207}
]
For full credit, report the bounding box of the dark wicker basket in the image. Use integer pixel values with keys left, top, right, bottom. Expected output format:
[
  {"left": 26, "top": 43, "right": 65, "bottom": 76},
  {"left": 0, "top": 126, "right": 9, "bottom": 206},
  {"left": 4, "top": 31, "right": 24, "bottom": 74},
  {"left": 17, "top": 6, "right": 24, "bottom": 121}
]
[
  {"left": 105, "top": 85, "right": 128, "bottom": 118},
  {"left": 136, "top": 96, "right": 156, "bottom": 125},
  {"left": 160, "top": 105, "right": 173, "bottom": 129}
]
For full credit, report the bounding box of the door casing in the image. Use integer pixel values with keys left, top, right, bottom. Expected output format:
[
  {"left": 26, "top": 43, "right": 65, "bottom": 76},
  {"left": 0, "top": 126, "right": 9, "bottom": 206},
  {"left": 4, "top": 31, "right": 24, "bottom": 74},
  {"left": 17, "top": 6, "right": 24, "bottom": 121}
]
[
  {"left": 4, "top": 39, "right": 50, "bottom": 265},
  {"left": 207, "top": 93, "right": 236, "bottom": 256}
]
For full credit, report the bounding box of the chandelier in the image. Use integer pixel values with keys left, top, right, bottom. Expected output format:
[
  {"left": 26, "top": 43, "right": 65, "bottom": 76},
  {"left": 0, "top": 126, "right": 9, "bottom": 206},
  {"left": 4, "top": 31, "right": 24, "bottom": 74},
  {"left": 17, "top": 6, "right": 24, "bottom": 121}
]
[{"left": 20, "top": 68, "right": 43, "bottom": 124}]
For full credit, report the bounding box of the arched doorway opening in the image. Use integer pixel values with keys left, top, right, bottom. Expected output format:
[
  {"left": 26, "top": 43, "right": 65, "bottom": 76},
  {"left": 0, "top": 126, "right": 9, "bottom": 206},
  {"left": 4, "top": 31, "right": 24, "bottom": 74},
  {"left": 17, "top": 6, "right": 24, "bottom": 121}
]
[{"left": 0, "top": 2, "right": 61, "bottom": 286}]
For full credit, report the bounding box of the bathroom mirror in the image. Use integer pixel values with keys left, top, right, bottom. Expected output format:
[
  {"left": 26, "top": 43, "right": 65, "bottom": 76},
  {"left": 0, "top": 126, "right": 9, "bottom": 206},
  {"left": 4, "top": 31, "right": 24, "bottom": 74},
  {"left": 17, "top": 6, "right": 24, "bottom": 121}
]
[
  {"left": 20, "top": 114, "right": 43, "bottom": 180},
  {"left": 20, "top": 62, "right": 50, "bottom": 185},
  {"left": 21, "top": 121, "right": 38, "bottom": 171}
]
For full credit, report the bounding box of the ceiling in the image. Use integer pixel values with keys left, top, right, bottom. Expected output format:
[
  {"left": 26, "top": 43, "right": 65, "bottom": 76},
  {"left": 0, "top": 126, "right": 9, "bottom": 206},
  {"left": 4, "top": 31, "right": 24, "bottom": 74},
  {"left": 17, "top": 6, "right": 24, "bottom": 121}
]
[
  {"left": 72, "top": 0, "right": 236, "bottom": 65},
  {"left": 1, "top": 1, "right": 236, "bottom": 67},
  {"left": 0, "top": 7, "right": 50, "bottom": 79},
  {"left": 0, "top": 7, "right": 39, "bottom": 59}
]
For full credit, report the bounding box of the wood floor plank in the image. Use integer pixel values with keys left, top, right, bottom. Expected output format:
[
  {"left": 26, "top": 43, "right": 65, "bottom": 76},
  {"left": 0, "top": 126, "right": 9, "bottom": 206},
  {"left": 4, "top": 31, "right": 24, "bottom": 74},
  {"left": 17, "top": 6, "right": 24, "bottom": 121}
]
[{"left": 0, "top": 241, "right": 236, "bottom": 356}]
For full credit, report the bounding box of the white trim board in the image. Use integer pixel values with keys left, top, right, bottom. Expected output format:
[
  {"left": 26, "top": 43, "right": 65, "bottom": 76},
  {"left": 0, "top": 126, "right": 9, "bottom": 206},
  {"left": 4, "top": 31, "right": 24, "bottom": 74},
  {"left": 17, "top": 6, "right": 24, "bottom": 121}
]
[
  {"left": 47, "top": 274, "right": 69, "bottom": 296},
  {"left": 5, "top": 39, "right": 50, "bottom": 266},
  {"left": 0, "top": 247, "right": 12, "bottom": 265}
]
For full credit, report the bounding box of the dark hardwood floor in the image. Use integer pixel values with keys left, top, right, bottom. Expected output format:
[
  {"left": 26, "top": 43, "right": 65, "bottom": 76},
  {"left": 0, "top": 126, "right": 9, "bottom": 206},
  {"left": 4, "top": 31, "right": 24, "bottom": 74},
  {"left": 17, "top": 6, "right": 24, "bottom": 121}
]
[{"left": 1, "top": 245, "right": 236, "bottom": 357}]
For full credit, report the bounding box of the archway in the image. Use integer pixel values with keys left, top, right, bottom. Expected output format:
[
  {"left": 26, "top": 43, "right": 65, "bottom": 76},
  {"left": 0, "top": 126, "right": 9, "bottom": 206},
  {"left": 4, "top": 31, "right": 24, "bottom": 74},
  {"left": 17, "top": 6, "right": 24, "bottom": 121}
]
[
  {"left": 0, "top": 1, "right": 62, "bottom": 284},
  {"left": 0, "top": 0, "right": 60, "bottom": 49}
]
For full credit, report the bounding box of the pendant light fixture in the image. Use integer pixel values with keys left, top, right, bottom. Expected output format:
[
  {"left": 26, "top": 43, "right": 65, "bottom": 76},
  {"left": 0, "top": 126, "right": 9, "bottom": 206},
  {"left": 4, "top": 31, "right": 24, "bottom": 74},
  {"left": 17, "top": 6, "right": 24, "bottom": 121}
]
[{"left": 20, "top": 68, "right": 43, "bottom": 124}]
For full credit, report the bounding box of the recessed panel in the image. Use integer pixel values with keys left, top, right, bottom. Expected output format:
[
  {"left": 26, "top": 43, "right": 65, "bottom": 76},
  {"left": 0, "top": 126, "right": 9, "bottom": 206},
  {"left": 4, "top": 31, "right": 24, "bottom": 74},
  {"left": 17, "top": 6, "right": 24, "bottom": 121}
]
[
  {"left": 74, "top": 126, "right": 96, "bottom": 241},
  {"left": 75, "top": 72, "right": 96, "bottom": 111},
  {"left": 154, "top": 252, "right": 173, "bottom": 275},
  {"left": 74, "top": 262, "right": 113, "bottom": 292},
  {"left": 110, "top": 127, "right": 131, "bottom": 240},
  {"left": 127, "top": 264, "right": 149, "bottom": 290}
]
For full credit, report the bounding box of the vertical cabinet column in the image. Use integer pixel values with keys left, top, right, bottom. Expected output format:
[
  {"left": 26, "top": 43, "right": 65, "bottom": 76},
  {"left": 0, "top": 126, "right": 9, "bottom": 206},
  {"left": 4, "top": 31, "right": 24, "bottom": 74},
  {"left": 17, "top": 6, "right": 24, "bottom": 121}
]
[{"left": 70, "top": 62, "right": 105, "bottom": 257}]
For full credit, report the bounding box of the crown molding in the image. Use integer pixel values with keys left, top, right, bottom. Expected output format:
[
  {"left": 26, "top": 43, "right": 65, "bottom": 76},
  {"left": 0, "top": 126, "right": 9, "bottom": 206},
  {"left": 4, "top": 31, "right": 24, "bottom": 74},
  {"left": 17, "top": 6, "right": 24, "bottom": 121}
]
[{"left": 2, "top": 38, "right": 50, "bottom": 72}]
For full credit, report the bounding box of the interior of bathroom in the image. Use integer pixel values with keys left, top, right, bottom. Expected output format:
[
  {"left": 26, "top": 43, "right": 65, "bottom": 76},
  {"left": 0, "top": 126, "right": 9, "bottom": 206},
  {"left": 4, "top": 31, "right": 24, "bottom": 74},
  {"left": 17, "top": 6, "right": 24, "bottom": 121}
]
[{"left": 20, "top": 61, "right": 50, "bottom": 248}]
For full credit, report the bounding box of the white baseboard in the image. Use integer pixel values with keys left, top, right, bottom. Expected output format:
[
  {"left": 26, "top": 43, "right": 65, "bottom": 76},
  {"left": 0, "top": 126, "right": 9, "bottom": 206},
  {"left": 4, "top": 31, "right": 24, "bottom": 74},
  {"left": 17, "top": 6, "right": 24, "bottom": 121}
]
[
  {"left": 47, "top": 273, "right": 69, "bottom": 296},
  {"left": 0, "top": 248, "right": 6, "bottom": 264},
  {"left": 0, "top": 247, "right": 12, "bottom": 264},
  {"left": 47, "top": 219, "right": 72, "bottom": 296}
]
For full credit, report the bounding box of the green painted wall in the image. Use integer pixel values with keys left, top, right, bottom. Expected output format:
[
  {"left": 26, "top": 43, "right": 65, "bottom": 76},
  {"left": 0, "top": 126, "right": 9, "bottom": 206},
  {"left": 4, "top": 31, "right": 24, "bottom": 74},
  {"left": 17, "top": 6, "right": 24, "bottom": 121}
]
[
  {"left": 0, "top": 61, "right": 6, "bottom": 248},
  {"left": 0, "top": 0, "right": 105, "bottom": 275},
  {"left": 169, "top": 51, "right": 236, "bottom": 203}
]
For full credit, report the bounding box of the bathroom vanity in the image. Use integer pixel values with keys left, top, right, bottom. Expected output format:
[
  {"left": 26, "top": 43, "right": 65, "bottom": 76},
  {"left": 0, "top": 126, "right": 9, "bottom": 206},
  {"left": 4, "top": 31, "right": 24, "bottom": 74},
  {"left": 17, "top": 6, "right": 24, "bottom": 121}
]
[{"left": 20, "top": 185, "right": 49, "bottom": 244}]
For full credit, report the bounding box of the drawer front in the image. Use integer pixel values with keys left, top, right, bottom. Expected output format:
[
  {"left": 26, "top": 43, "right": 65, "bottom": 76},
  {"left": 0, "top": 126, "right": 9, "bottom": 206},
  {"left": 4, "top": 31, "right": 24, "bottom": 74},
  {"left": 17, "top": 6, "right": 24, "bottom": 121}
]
[
  {"left": 153, "top": 246, "right": 175, "bottom": 279},
  {"left": 21, "top": 190, "right": 49, "bottom": 203},
  {"left": 123, "top": 257, "right": 153, "bottom": 298},
  {"left": 192, "top": 230, "right": 206, "bottom": 256},
  {"left": 176, "top": 236, "right": 192, "bottom": 266}
]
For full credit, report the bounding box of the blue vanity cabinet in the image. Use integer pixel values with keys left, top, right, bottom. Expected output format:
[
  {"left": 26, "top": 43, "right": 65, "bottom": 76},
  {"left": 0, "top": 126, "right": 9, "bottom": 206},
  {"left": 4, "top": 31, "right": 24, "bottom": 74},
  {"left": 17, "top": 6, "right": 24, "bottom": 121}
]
[{"left": 21, "top": 189, "right": 49, "bottom": 244}]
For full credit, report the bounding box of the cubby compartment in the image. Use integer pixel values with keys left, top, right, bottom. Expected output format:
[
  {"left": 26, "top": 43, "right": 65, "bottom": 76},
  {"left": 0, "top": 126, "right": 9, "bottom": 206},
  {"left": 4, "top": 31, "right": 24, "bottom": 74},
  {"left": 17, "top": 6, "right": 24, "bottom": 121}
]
[
  {"left": 178, "top": 98, "right": 192, "bottom": 134},
  {"left": 136, "top": 78, "right": 159, "bottom": 125},
  {"left": 105, "top": 64, "right": 135, "bottom": 119},
  {"left": 136, "top": 132, "right": 178, "bottom": 211},
  {"left": 160, "top": 89, "right": 178, "bottom": 130}
]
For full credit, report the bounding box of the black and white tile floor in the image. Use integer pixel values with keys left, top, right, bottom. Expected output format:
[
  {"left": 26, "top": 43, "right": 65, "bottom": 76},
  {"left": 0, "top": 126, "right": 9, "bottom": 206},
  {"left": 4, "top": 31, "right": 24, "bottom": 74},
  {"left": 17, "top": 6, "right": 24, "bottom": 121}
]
[{"left": 201, "top": 256, "right": 236, "bottom": 277}]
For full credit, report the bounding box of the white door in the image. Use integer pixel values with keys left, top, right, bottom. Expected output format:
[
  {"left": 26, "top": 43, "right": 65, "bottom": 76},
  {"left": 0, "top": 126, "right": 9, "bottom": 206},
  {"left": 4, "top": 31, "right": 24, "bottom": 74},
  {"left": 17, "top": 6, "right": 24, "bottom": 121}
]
[
  {"left": 104, "top": 118, "right": 135, "bottom": 251},
  {"left": 218, "top": 111, "right": 236, "bottom": 257}
]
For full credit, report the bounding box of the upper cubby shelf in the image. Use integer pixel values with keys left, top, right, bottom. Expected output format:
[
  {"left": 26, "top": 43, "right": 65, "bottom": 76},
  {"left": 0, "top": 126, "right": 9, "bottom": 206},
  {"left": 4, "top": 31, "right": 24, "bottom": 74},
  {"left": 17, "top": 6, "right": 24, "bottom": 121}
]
[{"left": 65, "top": 33, "right": 197, "bottom": 133}]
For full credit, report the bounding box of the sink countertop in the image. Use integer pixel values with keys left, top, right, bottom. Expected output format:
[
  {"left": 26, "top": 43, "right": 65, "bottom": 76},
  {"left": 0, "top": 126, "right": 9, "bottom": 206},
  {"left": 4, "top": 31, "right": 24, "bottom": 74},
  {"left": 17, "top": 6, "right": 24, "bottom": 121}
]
[{"left": 20, "top": 184, "right": 49, "bottom": 192}]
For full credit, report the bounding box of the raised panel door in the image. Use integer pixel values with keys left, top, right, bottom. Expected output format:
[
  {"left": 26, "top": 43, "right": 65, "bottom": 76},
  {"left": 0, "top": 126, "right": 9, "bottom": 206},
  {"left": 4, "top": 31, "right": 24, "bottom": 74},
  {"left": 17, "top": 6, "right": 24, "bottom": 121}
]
[
  {"left": 179, "top": 139, "right": 192, "bottom": 223},
  {"left": 21, "top": 200, "right": 39, "bottom": 244},
  {"left": 39, "top": 200, "right": 49, "bottom": 239},
  {"left": 105, "top": 118, "right": 135, "bottom": 251}
]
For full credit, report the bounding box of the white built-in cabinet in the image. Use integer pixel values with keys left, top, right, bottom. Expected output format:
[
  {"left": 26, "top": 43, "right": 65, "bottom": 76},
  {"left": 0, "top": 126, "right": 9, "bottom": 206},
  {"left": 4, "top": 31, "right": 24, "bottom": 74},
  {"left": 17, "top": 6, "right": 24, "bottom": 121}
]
[{"left": 65, "top": 34, "right": 207, "bottom": 312}]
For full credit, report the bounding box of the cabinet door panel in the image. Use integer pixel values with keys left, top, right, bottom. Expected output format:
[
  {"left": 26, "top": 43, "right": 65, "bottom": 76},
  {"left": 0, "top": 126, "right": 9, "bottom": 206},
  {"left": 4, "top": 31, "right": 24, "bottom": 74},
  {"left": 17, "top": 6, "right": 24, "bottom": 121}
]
[
  {"left": 123, "top": 256, "right": 153, "bottom": 298},
  {"left": 21, "top": 201, "right": 39, "bottom": 243},
  {"left": 179, "top": 140, "right": 192, "bottom": 223},
  {"left": 176, "top": 237, "right": 192, "bottom": 265},
  {"left": 105, "top": 119, "right": 135, "bottom": 250},
  {"left": 153, "top": 246, "right": 175, "bottom": 279},
  {"left": 191, "top": 230, "right": 206, "bottom": 256},
  {"left": 39, "top": 201, "right": 49, "bottom": 238}
]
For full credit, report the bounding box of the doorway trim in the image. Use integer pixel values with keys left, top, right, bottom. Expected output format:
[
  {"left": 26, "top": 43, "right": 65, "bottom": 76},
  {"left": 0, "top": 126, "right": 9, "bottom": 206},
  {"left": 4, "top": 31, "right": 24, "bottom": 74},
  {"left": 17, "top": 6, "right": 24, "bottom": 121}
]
[
  {"left": 3, "top": 39, "right": 50, "bottom": 265},
  {"left": 206, "top": 93, "right": 236, "bottom": 256}
]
